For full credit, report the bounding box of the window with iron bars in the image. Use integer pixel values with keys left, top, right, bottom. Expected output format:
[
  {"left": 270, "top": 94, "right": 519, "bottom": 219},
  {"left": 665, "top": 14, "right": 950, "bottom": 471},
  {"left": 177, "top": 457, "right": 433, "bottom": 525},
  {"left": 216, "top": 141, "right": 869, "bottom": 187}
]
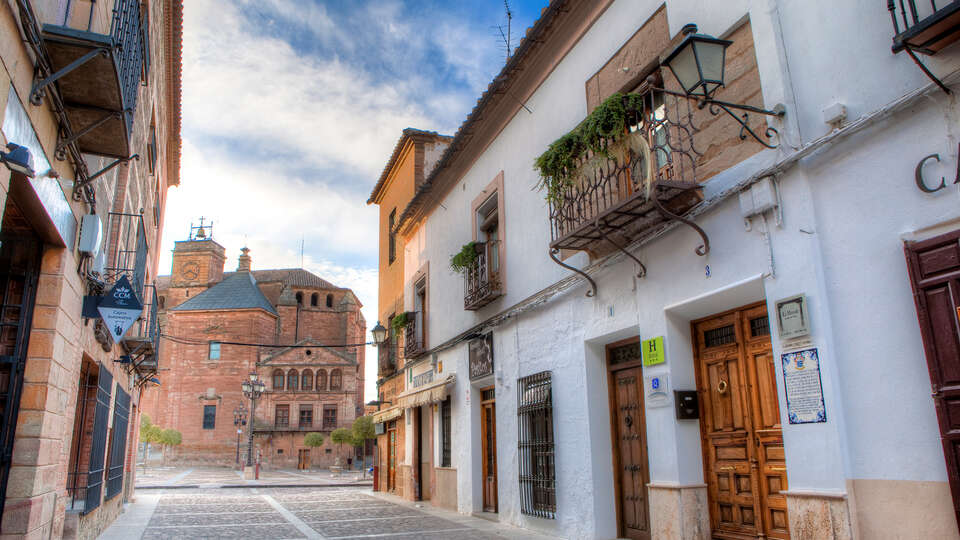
[{"left": 517, "top": 371, "right": 556, "bottom": 519}]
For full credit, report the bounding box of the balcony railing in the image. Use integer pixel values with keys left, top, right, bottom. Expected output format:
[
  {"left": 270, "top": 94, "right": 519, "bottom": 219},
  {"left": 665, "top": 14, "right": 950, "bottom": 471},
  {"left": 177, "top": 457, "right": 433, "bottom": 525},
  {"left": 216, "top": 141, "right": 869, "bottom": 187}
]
[
  {"left": 105, "top": 212, "right": 147, "bottom": 303},
  {"left": 403, "top": 313, "right": 424, "bottom": 359},
  {"left": 37, "top": 0, "right": 148, "bottom": 158},
  {"left": 378, "top": 341, "right": 397, "bottom": 377},
  {"left": 123, "top": 284, "right": 158, "bottom": 370},
  {"left": 464, "top": 242, "right": 503, "bottom": 311},
  {"left": 547, "top": 91, "right": 706, "bottom": 280},
  {"left": 888, "top": 0, "right": 960, "bottom": 53}
]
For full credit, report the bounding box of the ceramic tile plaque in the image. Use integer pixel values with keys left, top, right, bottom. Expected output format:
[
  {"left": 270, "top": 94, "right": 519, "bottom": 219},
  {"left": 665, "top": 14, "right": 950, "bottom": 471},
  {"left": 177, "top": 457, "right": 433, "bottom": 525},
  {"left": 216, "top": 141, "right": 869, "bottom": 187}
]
[{"left": 781, "top": 347, "right": 826, "bottom": 424}]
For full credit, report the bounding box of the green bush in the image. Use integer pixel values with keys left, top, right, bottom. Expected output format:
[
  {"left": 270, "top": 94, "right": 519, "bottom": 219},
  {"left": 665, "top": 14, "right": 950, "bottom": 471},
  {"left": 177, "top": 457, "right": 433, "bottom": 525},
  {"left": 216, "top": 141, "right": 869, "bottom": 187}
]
[
  {"left": 449, "top": 242, "right": 479, "bottom": 274},
  {"left": 304, "top": 432, "right": 325, "bottom": 447}
]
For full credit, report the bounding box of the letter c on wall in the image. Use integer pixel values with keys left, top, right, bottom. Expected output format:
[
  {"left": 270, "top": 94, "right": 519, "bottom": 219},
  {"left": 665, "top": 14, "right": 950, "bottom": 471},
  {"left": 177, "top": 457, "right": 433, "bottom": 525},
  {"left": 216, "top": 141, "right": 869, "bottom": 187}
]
[{"left": 915, "top": 153, "right": 947, "bottom": 193}]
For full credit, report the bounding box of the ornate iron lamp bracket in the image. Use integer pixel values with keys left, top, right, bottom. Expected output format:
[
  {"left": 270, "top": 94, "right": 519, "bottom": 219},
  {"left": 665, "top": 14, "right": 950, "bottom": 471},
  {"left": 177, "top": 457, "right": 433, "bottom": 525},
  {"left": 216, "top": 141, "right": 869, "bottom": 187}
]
[
  {"left": 657, "top": 88, "right": 785, "bottom": 149},
  {"left": 549, "top": 247, "right": 597, "bottom": 298}
]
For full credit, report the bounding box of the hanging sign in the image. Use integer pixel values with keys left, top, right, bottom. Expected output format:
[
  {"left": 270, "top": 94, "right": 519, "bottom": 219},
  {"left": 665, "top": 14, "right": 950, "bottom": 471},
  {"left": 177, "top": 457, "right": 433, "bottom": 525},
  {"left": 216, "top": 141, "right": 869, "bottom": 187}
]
[
  {"left": 642, "top": 336, "right": 665, "bottom": 366},
  {"left": 97, "top": 276, "right": 142, "bottom": 342},
  {"left": 781, "top": 348, "right": 827, "bottom": 424}
]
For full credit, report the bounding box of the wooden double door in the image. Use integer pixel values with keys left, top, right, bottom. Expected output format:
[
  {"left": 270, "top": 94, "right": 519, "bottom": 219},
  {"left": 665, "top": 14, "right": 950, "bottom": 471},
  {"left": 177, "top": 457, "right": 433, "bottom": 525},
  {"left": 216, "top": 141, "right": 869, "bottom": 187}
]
[
  {"left": 693, "top": 303, "right": 789, "bottom": 540},
  {"left": 607, "top": 340, "right": 651, "bottom": 540},
  {"left": 297, "top": 449, "right": 310, "bottom": 470},
  {"left": 905, "top": 230, "right": 960, "bottom": 531},
  {"left": 387, "top": 421, "right": 397, "bottom": 492}
]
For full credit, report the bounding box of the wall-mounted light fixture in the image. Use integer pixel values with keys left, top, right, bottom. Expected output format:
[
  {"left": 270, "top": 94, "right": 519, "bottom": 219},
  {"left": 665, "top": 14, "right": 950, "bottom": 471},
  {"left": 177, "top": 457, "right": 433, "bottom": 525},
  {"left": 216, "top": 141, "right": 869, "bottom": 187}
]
[
  {"left": 0, "top": 143, "right": 35, "bottom": 177},
  {"left": 371, "top": 321, "right": 388, "bottom": 346},
  {"left": 660, "top": 24, "right": 786, "bottom": 149}
]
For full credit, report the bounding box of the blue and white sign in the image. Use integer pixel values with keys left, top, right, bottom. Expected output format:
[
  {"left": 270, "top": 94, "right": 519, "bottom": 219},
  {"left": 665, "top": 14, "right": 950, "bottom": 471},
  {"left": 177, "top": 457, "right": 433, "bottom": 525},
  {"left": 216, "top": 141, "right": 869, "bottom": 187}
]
[
  {"left": 97, "top": 276, "right": 143, "bottom": 342},
  {"left": 644, "top": 374, "right": 670, "bottom": 407},
  {"left": 781, "top": 348, "right": 827, "bottom": 424}
]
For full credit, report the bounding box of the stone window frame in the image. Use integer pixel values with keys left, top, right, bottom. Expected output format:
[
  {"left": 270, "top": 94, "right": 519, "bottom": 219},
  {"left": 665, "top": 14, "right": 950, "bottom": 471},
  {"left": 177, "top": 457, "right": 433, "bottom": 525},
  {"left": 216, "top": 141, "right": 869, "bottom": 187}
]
[
  {"left": 311, "top": 293, "right": 318, "bottom": 307},
  {"left": 299, "top": 405, "right": 313, "bottom": 428},
  {"left": 272, "top": 369, "right": 284, "bottom": 390},
  {"left": 287, "top": 369, "right": 299, "bottom": 391},
  {"left": 326, "top": 294, "right": 333, "bottom": 308},
  {"left": 330, "top": 368, "right": 342, "bottom": 390},
  {"left": 202, "top": 404, "right": 216, "bottom": 430},
  {"left": 208, "top": 341, "right": 220, "bottom": 360},
  {"left": 316, "top": 369, "right": 327, "bottom": 391},
  {"left": 301, "top": 369, "right": 313, "bottom": 391},
  {"left": 471, "top": 171, "right": 507, "bottom": 293},
  {"left": 322, "top": 405, "right": 337, "bottom": 430},
  {"left": 275, "top": 404, "right": 290, "bottom": 427}
]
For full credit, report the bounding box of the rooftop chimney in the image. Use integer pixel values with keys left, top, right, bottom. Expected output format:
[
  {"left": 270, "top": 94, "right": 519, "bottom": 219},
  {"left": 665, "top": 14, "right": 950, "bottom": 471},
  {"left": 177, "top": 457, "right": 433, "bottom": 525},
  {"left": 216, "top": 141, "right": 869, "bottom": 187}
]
[{"left": 237, "top": 247, "right": 252, "bottom": 272}]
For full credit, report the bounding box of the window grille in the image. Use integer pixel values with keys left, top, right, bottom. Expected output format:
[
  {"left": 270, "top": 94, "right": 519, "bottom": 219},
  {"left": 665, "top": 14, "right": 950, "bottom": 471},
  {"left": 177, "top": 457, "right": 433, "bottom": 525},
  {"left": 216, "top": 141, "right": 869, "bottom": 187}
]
[
  {"left": 202, "top": 405, "right": 216, "bottom": 429},
  {"left": 323, "top": 406, "right": 337, "bottom": 429},
  {"left": 750, "top": 316, "right": 770, "bottom": 337},
  {"left": 85, "top": 364, "right": 113, "bottom": 514},
  {"left": 704, "top": 324, "right": 736, "bottom": 347},
  {"left": 609, "top": 341, "right": 642, "bottom": 365},
  {"left": 441, "top": 397, "right": 452, "bottom": 467},
  {"left": 275, "top": 405, "right": 289, "bottom": 427},
  {"left": 299, "top": 406, "right": 313, "bottom": 428},
  {"left": 517, "top": 371, "right": 556, "bottom": 519},
  {"left": 106, "top": 385, "right": 130, "bottom": 500}
]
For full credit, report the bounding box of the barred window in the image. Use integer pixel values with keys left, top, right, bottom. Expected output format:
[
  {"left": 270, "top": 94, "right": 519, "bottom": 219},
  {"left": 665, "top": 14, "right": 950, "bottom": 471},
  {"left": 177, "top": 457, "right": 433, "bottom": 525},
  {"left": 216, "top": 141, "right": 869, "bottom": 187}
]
[
  {"left": 299, "top": 406, "right": 313, "bottom": 428},
  {"left": 441, "top": 396, "right": 452, "bottom": 467},
  {"left": 323, "top": 405, "right": 337, "bottom": 429},
  {"left": 202, "top": 405, "right": 216, "bottom": 429},
  {"left": 517, "top": 371, "right": 555, "bottom": 519}
]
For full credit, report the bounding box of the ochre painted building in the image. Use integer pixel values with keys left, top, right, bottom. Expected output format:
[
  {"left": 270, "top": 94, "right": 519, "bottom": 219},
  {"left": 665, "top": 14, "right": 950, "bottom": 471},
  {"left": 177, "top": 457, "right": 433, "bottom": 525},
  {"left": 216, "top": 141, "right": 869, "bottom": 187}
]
[{"left": 141, "top": 228, "right": 366, "bottom": 469}]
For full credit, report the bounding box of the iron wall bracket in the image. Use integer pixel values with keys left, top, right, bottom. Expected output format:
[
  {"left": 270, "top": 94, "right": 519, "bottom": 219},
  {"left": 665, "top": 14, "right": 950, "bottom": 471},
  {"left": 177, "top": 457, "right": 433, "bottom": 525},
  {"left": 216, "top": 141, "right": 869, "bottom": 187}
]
[
  {"left": 30, "top": 47, "right": 109, "bottom": 105},
  {"left": 549, "top": 247, "right": 597, "bottom": 298},
  {"left": 71, "top": 154, "right": 138, "bottom": 201}
]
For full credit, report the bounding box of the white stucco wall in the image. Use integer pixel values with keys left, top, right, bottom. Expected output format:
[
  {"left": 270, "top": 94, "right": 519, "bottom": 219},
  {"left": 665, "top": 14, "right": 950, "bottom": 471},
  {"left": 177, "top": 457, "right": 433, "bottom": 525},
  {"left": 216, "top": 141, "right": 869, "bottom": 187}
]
[{"left": 392, "top": 0, "right": 960, "bottom": 537}]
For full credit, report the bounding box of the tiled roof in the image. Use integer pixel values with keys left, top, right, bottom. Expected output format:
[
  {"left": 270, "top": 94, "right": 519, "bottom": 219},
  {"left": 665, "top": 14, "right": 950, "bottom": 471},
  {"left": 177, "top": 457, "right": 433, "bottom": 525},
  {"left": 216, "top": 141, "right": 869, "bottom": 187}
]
[
  {"left": 367, "top": 128, "right": 452, "bottom": 205},
  {"left": 170, "top": 272, "right": 277, "bottom": 314},
  {"left": 241, "top": 268, "right": 339, "bottom": 290}
]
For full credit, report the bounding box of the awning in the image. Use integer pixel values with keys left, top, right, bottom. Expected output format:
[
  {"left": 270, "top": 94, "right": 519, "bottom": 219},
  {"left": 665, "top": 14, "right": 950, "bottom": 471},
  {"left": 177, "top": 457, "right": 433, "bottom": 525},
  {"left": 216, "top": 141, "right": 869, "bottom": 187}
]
[
  {"left": 398, "top": 374, "right": 455, "bottom": 409},
  {"left": 372, "top": 406, "right": 402, "bottom": 424}
]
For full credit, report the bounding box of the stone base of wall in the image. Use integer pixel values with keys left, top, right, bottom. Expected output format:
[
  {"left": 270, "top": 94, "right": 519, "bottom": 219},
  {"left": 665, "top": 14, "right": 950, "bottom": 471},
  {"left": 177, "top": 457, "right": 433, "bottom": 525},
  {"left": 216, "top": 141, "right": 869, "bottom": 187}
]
[
  {"left": 850, "top": 479, "right": 958, "bottom": 539},
  {"left": 784, "top": 490, "right": 853, "bottom": 540},
  {"left": 648, "top": 483, "right": 709, "bottom": 540},
  {"left": 76, "top": 494, "right": 123, "bottom": 540},
  {"left": 432, "top": 467, "right": 457, "bottom": 510}
]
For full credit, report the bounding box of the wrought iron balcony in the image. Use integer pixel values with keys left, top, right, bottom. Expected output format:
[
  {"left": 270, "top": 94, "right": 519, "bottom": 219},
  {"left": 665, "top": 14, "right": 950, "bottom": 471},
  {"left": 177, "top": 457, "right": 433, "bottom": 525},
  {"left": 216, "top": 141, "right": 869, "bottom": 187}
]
[
  {"left": 464, "top": 242, "right": 502, "bottom": 311},
  {"left": 889, "top": 0, "right": 960, "bottom": 54},
  {"left": 378, "top": 340, "right": 397, "bottom": 377},
  {"left": 35, "top": 0, "right": 148, "bottom": 158},
  {"left": 546, "top": 91, "right": 706, "bottom": 286},
  {"left": 105, "top": 212, "right": 148, "bottom": 303},
  {"left": 122, "top": 284, "right": 158, "bottom": 371},
  {"left": 403, "top": 313, "right": 424, "bottom": 359}
]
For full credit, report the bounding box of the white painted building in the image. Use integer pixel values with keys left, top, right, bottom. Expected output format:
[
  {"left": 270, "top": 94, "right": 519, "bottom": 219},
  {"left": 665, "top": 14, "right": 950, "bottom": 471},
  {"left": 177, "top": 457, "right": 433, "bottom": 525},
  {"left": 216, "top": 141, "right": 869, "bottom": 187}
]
[{"left": 386, "top": 1, "right": 960, "bottom": 538}]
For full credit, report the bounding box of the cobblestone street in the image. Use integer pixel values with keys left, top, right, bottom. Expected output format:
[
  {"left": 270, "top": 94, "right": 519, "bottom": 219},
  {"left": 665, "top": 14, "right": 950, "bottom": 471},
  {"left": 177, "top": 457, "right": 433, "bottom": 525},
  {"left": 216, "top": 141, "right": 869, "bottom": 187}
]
[{"left": 100, "top": 486, "right": 560, "bottom": 539}]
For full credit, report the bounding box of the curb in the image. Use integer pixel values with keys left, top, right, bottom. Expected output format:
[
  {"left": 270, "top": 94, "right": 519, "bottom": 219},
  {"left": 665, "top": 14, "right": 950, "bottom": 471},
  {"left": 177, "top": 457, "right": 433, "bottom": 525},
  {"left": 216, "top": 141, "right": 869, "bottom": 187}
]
[{"left": 136, "top": 482, "right": 373, "bottom": 490}]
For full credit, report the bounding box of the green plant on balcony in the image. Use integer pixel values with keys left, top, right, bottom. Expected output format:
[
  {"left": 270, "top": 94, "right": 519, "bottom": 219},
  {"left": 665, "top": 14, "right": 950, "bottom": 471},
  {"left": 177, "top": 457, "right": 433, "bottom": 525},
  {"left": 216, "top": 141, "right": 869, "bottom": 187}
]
[
  {"left": 449, "top": 242, "right": 480, "bottom": 274},
  {"left": 391, "top": 312, "right": 410, "bottom": 330},
  {"left": 534, "top": 92, "right": 649, "bottom": 204}
]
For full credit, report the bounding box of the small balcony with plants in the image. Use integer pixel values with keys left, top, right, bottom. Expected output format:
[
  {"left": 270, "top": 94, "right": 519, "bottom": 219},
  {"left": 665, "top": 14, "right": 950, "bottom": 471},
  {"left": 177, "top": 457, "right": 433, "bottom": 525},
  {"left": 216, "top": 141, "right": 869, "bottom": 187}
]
[
  {"left": 888, "top": 0, "right": 960, "bottom": 54},
  {"left": 394, "top": 311, "right": 424, "bottom": 359},
  {"left": 452, "top": 241, "right": 503, "bottom": 311}
]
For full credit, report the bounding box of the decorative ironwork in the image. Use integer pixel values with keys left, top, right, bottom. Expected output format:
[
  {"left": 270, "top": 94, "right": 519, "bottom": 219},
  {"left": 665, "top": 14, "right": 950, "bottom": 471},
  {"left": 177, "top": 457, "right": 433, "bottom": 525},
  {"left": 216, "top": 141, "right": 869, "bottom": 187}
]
[
  {"left": 124, "top": 284, "right": 159, "bottom": 375},
  {"left": 546, "top": 91, "right": 707, "bottom": 293},
  {"left": 469, "top": 333, "right": 494, "bottom": 380},
  {"left": 105, "top": 213, "right": 148, "bottom": 303},
  {"left": 403, "top": 313, "right": 424, "bottom": 359},
  {"left": 464, "top": 242, "right": 503, "bottom": 310},
  {"left": 887, "top": 0, "right": 960, "bottom": 93},
  {"left": 705, "top": 100, "right": 781, "bottom": 150},
  {"left": 84, "top": 363, "right": 112, "bottom": 514},
  {"left": 704, "top": 324, "right": 736, "bottom": 348},
  {"left": 609, "top": 342, "right": 643, "bottom": 365},
  {"left": 750, "top": 316, "right": 770, "bottom": 337},
  {"left": 518, "top": 371, "right": 556, "bottom": 519}
]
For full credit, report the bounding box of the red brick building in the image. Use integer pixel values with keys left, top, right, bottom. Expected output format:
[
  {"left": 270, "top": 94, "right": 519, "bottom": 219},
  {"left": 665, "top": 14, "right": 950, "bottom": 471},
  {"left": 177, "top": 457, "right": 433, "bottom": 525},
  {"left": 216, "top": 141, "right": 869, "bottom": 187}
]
[{"left": 141, "top": 226, "right": 366, "bottom": 468}]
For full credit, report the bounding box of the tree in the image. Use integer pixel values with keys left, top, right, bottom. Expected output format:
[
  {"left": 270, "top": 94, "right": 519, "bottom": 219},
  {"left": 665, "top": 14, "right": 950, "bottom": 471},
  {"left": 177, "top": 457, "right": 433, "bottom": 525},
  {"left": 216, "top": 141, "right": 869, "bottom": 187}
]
[
  {"left": 331, "top": 428, "right": 352, "bottom": 465},
  {"left": 158, "top": 428, "right": 182, "bottom": 466},
  {"left": 304, "top": 432, "right": 324, "bottom": 448},
  {"left": 139, "top": 417, "right": 163, "bottom": 472},
  {"left": 351, "top": 416, "right": 375, "bottom": 476}
]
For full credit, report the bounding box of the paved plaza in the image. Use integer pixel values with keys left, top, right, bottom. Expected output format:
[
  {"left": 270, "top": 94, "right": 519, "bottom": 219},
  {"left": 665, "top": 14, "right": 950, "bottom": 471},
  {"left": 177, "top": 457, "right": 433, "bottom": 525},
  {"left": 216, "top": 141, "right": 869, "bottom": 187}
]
[
  {"left": 100, "top": 485, "right": 560, "bottom": 539},
  {"left": 135, "top": 465, "right": 372, "bottom": 488}
]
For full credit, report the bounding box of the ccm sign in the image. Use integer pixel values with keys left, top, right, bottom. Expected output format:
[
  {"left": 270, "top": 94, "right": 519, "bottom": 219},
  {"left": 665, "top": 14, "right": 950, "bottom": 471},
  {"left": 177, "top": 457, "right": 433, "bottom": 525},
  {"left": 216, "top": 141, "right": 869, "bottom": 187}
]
[{"left": 97, "top": 275, "right": 143, "bottom": 342}]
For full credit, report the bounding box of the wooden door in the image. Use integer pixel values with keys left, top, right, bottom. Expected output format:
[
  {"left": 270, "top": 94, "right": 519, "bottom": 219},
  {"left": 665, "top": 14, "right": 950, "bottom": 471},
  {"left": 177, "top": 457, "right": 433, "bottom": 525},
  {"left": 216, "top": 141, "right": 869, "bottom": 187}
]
[
  {"left": 420, "top": 406, "right": 432, "bottom": 501},
  {"left": 905, "top": 231, "right": 960, "bottom": 532},
  {"left": 694, "top": 303, "right": 789, "bottom": 540},
  {"left": 607, "top": 339, "right": 651, "bottom": 540},
  {"left": 297, "top": 449, "right": 309, "bottom": 470},
  {"left": 387, "top": 421, "right": 397, "bottom": 492},
  {"left": 481, "top": 387, "right": 498, "bottom": 512}
]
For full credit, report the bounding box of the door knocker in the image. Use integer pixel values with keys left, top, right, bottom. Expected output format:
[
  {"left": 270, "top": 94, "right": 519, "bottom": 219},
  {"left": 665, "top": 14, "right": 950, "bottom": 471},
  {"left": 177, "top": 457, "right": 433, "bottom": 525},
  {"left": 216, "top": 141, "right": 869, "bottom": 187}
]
[
  {"left": 717, "top": 380, "right": 729, "bottom": 395},
  {"left": 624, "top": 415, "right": 633, "bottom": 427}
]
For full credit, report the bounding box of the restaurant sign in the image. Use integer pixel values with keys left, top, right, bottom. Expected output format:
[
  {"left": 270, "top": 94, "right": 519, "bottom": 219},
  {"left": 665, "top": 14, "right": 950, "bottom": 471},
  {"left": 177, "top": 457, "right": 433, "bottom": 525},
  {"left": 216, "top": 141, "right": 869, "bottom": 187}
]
[{"left": 469, "top": 333, "right": 494, "bottom": 380}]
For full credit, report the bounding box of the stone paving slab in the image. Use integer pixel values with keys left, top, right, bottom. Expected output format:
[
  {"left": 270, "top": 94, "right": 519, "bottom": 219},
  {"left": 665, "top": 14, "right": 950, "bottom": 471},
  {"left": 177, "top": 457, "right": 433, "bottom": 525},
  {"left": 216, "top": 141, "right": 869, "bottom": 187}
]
[
  {"left": 154, "top": 502, "right": 274, "bottom": 514},
  {"left": 291, "top": 505, "right": 417, "bottom": 522},
  {"left": 307, "top": 514, "right": 471, "bottom": 537},
  {"left": 141, "top": 523, "right": 304, "bottom": 540}
]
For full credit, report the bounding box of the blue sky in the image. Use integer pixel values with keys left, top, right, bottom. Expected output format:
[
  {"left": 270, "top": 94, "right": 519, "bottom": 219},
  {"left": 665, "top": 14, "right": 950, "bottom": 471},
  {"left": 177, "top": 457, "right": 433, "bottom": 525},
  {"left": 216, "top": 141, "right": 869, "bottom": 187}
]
[{"left": 160, "top": 0, "right": 548, "bottom": 400}]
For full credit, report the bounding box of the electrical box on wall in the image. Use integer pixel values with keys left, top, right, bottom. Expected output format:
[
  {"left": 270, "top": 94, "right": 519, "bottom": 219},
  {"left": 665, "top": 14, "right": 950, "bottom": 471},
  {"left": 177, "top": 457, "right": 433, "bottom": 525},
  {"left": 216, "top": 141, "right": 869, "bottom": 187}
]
[
  {"left": 674, "top": 390, "right": 699, "bottom": 419},
  {"left": 78, "top": 214, "right": 102, "bottom": 256}
]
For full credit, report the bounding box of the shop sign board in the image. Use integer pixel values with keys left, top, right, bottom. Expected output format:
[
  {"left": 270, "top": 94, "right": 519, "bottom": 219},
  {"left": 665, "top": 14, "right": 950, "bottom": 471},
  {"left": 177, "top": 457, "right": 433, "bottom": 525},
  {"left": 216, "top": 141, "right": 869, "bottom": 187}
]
[
  {"left": 642, "top": 336, "right": 665, "bottom": 366},
  {"left": 469, "top": 333, "right": 494, "bottom": 380},
  {"left": 776, "top": 294, "right": 810, "bottom": 340},
  {"left": 97, "top": 276, "right": 142, "bottom": 342},
  {"left": 781, "top": 348, "right": 827, "bottom": 424}
]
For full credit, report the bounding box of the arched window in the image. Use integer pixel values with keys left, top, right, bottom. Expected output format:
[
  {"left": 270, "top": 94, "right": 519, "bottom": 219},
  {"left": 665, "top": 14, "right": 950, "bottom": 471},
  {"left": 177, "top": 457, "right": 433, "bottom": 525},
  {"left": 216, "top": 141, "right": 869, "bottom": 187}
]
[
  {"left": 316, "top": 369, "right": 327, "bottom": 391},
  {"left": 301, "top": 369, "right": 313, "bottom": 391},
  {"left": 311, "top": 293, "right": 318, "bottom": 307},
  {"left": 330, "top": 368, "right": 342, "bottom": 390},
  {"left": 287, "top": 369, "right": 299, "bottom": 391},
  {"left": 272, "top": 369, "right": 284, "bottom": 390},
  {"left": 295, "top": 292, "right": 303, "bottom": 306},
  {"left": 326, "top": 294, "right": 333, "bottom": 308}
]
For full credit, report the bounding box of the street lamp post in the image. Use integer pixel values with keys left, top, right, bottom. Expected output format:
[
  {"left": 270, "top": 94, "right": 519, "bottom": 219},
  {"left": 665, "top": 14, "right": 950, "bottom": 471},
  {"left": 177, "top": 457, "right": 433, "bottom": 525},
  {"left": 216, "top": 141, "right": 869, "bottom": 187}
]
[
  {"left": 233, "top": 405, "right": 248, "bottom": 465},
  {"left": 240, "top": 372, "right": 265, "bottom": 472}
]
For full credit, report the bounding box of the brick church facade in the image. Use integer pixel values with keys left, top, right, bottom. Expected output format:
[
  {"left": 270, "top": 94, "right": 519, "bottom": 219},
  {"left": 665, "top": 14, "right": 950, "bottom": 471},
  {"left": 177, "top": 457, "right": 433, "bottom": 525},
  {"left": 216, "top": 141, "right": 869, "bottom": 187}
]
[{"left": 141, "top": 225, "right": 366, "bottom": 469}]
